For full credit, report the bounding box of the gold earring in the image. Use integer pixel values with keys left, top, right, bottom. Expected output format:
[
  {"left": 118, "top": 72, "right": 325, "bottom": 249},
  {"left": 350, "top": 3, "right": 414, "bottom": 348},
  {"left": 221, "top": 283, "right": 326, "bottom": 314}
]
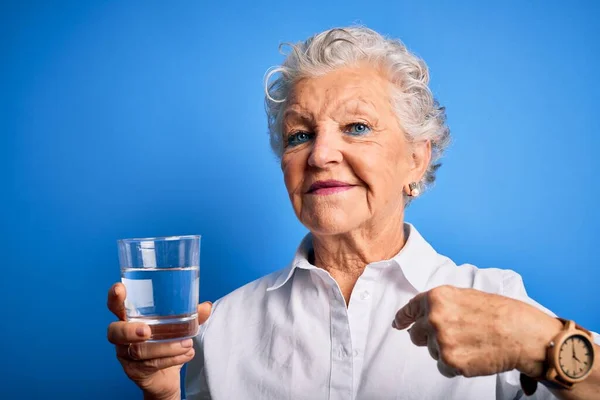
[{"left": 408, "top": 182, "right": 420, "bottom": 197}]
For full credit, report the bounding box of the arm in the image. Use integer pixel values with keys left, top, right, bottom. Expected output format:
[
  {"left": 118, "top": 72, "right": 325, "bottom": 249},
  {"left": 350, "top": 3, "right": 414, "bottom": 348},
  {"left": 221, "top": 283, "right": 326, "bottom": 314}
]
[
  {"left": 509, "top": 307, "right": 600, "bottom": 399},
  {"left": 183, "top": 301, "right": 215, "bottom": 400},
  {"left": 392, "top": 281, "right": 600, "bottom": 399},
  {"left": 545, "top": 343, "right": 600, "bottom": 399},
  {"left": 143, "top": 393, "right": 180, "bottom": 400},
  {"left": 504, "top": 273, "right": 600, "bottom": 399}
]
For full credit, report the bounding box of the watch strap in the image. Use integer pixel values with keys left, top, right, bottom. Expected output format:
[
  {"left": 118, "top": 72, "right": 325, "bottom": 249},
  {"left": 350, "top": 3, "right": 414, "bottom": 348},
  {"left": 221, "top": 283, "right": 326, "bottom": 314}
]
[
  {"left": 520, "top": 373, "right": 538, "bottom": 396},
  {"left": 557, "top": 318, "right": 592, "bottom": 336}
]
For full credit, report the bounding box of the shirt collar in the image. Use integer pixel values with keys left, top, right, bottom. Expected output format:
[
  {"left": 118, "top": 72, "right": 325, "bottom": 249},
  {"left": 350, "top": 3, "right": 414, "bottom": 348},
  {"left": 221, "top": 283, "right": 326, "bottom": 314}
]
[
  {"left": 267, "top": 233, "right": 316, "bottom": 292},
  {"left": 266, "top": 223, "right": 440, "bottom": 293},
  {"left": 391, "top": 223, "right": 441, "bottom": 292}
]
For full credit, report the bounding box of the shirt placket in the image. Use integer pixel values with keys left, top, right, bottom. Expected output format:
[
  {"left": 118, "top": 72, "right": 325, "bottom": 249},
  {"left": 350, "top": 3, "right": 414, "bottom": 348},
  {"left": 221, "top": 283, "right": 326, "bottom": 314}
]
[
  {"left": 346, "top": 263, "right": 379, "bottom": 397},
  {"left": 326, "top": 277, "right": 354, "bottom": 400}
]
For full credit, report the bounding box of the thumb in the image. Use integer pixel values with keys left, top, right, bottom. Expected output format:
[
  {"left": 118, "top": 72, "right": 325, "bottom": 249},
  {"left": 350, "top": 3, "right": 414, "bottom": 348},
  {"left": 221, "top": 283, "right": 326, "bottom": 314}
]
[{"left": 197, "top": 301, "right": 213, "bottom": 325}]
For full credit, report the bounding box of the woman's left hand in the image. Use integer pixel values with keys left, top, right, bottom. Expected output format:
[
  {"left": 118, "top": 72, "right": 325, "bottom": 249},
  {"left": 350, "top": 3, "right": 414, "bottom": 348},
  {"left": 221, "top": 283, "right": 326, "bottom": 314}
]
[{"left": 393, "top": 285, "right": 562, "bottom": 379}]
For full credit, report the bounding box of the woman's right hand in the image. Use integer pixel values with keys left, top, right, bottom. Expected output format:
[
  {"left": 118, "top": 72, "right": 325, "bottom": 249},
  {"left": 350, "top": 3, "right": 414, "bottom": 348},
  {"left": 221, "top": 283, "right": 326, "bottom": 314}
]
[{"left": 107, "top": 282, "right": 213, "bottom": 400}]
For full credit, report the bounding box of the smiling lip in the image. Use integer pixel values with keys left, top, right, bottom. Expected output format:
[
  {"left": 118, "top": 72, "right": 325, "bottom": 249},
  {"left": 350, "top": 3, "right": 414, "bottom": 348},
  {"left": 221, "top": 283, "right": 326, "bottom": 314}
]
[{"left": 307, "top": 180, "right": 355, "bottom": 195}]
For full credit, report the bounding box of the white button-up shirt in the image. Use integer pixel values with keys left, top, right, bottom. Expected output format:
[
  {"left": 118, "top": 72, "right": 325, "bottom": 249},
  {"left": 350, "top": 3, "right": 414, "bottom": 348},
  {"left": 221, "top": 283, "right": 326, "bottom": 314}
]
[{"left": 185, "top": 224, "right": 599, "bottom": 399}]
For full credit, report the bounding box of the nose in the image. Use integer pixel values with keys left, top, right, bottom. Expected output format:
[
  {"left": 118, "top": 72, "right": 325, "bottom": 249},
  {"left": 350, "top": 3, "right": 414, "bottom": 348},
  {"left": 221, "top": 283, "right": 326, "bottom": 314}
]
[{"left": 307, "top": 131, "right": 343, "bottom": 168}]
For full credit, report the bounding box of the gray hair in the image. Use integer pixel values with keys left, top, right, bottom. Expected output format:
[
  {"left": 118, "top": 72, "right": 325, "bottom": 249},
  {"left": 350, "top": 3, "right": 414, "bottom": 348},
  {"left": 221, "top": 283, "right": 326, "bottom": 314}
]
[{"left": 264, "top": 26, "right": 451, "bottom": 199}]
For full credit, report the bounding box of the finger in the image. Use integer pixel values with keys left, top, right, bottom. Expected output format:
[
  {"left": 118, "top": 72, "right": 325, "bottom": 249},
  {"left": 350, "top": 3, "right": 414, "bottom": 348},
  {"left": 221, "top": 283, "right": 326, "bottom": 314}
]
[
  {"left": 107, "top": 283, "right": 127, "bottom": 320},
  {"left": 116, "top": 338, "right": 194, "bottom": 360},
  {"left": 427, "top": 335, "right": 440, "bottom": 361},
  {"left": 437, "top": 359, "right": 460, "bottom": 378},
  {"left": 197, "top": 301, "right": 213, "bottom": 325},
  {"left": 107, "top": 321, "right": 151, "bottom": 345},
  {"left": 394, "top": 292, "right": 428, "bottom": 330},
  {"left": 119, "top": 349, "right": 195, "bottom": 371},
  {"left": 407, "top": 317, "right": 430, "bottom": 346}
]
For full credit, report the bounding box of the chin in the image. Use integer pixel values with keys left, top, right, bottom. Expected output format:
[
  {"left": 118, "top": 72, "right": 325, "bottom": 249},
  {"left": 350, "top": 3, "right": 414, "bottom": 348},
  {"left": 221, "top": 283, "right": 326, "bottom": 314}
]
[{"left": 300, "top": 208, "right": 363, "bottom": 236}]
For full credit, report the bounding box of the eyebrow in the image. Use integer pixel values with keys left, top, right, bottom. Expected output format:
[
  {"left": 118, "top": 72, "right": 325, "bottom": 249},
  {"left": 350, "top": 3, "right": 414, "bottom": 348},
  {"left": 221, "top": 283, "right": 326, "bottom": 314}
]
[
  {"left": 283, "top": 98, "right": 377, "bottom": 120},
  {"left": 282, "top": 108, "right": 314, "bottom": 124},
  {"left": 339, "top": 98, "right": 378, "bottom": 116}
]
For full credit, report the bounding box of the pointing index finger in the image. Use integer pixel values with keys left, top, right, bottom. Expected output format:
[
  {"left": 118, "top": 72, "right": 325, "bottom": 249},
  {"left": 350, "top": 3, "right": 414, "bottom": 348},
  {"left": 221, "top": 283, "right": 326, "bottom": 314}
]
[{"left": 393, "top": 291, "right": 428, "bottom": 330}]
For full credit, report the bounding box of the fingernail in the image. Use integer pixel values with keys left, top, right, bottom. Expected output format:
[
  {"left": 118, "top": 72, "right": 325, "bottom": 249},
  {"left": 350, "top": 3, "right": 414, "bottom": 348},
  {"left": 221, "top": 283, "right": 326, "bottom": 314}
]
[
  {"left": 392, "top": 320, "right": 398, "bottom": 329},
  {"left": 407, "top": 327, "right": 412, "bottom": 334},
  {"left": 136, "top": 326, "right": 149, "bottom": 337},
  {"left": 181, "top": 339, "right": 193, "bottom": 348},
  {"left": 113, "top": 286, "right": 119, "bottom": 296}
]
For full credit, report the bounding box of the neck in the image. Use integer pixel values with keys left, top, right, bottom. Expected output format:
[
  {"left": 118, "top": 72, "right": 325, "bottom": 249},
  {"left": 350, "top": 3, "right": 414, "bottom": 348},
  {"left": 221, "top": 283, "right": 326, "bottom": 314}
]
[{"left": 311, "top": 213, "right": 407, "bottom": 303}]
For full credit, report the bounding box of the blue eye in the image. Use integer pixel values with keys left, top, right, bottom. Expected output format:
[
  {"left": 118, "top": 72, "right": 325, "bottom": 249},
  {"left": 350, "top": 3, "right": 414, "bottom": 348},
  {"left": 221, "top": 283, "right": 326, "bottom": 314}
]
[
  {"left": 287, "top": 131, "right": 313, "bottom": 147},
  {"left": 347, "top": 123, "right": 371, "bottom": 136}
]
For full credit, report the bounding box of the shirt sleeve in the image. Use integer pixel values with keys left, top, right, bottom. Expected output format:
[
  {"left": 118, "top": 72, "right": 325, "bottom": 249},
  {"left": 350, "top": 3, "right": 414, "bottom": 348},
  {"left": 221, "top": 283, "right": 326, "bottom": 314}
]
[
  {"left": 183, "top": 303, "right": 216, "bottom": 400},
  {"left": 496, "top": 270, "right": 600, "bottom": 400}
]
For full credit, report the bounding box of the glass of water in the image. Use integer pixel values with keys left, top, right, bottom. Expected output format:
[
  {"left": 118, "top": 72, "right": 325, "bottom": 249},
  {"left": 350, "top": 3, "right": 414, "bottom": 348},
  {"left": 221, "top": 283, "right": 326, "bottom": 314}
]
[{"left": 117, "top": 235, "right": 200, "bottom": 342}]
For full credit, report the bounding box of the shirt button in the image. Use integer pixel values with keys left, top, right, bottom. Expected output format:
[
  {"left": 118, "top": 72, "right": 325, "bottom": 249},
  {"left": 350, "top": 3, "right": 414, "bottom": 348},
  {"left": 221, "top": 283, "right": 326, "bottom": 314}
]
[
  {"left": 339, "top": 347, "right": 351, "bottom": 358},
  {"left": 360, "top": 291, "right": 370, "bottom": 300},
  {"left": 353, "top": 349, "right": 359, "bottom": 357}
]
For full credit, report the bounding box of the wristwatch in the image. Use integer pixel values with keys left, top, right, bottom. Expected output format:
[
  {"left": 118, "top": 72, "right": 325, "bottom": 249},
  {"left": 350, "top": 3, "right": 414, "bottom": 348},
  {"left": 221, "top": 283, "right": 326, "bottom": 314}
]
[{"left": 520, "top": 318, "right": 596, "bottom": 395}]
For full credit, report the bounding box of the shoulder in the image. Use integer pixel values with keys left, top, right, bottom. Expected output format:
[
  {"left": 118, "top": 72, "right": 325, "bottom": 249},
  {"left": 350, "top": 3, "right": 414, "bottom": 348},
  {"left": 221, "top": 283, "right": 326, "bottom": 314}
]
[
  {"left": 198, "top": 266, "right": 290, "bottom": 338},
  {"left": 425, "top": 255, "right": 530, "bottom": 298},
  {"left": 403, "top": 225, "right": 532, "bottom": 298},
  {"left": 185, "top": 267, "right": 290, "bottom": 399},
  {"left": 216, "top": 268, "right": 283, "bottom": 306},
  {"left": 426, "top": 256, "right": 557, "bottom": 318}
]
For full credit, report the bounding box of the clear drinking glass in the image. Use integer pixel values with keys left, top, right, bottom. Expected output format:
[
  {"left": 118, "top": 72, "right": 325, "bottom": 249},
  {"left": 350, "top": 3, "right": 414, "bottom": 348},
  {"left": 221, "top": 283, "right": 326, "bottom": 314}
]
[{"left": 117, "top": 235, "right": 200, "bottom": 342}]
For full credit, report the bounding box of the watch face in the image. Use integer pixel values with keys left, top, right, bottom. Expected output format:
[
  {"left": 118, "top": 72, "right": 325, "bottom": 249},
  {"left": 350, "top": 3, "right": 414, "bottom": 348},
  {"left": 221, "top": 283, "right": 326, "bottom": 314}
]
[{"left": 559, "top": 334, "right": 594, "bottom": 379}]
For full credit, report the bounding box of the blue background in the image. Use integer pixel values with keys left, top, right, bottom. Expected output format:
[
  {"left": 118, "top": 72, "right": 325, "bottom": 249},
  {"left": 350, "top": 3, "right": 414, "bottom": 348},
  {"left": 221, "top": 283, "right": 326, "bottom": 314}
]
[{"left": 1, "top": 1, "right": 598, "bottom": 398}]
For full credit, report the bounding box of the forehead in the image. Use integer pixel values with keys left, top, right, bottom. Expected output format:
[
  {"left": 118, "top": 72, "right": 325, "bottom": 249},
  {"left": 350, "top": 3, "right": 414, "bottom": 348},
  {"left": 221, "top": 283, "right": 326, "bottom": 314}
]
[{"left": 285, "top": 64, "right": 393, "bottom": 115}]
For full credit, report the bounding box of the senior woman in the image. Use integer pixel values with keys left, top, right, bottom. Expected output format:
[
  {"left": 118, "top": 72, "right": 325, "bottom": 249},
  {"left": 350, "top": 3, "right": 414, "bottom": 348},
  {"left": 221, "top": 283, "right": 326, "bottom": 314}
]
[{"left": 107, "top": 27, "right": 600, "bottom": 399}]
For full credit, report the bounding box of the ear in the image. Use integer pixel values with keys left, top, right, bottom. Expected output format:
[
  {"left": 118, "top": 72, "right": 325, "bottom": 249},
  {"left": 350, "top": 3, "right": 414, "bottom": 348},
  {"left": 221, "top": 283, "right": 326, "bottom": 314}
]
[{"left": 408, "top": 139, "right": 431, "bottom": 184}]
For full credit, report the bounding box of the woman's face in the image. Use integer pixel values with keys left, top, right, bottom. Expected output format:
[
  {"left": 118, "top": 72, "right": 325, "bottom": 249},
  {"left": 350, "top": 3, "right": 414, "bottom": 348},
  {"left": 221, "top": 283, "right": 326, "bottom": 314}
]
[{"left": 281, "top": 64, "right": 430, "bottom": 236}]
